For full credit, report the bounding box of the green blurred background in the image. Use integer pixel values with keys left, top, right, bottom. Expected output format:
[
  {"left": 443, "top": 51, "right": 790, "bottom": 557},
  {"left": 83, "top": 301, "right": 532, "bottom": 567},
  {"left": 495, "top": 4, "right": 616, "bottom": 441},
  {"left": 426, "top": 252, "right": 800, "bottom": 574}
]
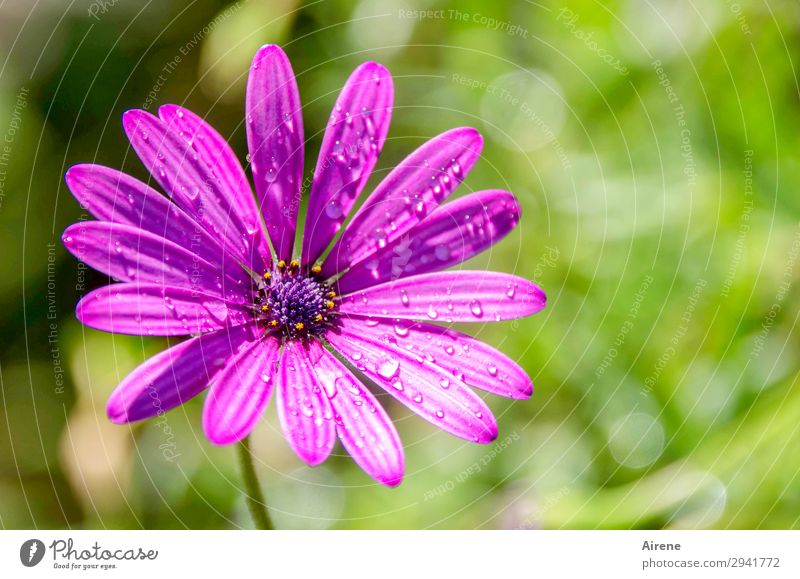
[{"left": 1, "top": 0, "right": 799, "bottom": 529}]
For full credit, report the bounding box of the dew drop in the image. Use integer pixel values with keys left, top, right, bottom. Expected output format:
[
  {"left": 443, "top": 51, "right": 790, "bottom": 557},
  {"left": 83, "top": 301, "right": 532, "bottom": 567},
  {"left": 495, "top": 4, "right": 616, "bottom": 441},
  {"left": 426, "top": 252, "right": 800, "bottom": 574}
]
[
  {"left": 469, "top": 300, "right": 484, "bottom": 318},
  {"left": 325, "top": 202, "right": 343, "bottom": 219},
  {"left": 434, "top": 244, "right": 450, "bottom": 261},
  {"left": 377, "top": 356, "right": 400, "bottom": 379},
  {"left": 283, "top": 113, "right": 295, "bottom": 133}
]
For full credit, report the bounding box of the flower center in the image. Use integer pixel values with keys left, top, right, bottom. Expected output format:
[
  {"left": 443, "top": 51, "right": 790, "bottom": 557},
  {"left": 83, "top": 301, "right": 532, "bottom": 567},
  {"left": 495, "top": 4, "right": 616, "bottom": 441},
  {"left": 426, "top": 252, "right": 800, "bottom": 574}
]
[{"left": 257, "top": 260, "right": 336, "bottom": 339}]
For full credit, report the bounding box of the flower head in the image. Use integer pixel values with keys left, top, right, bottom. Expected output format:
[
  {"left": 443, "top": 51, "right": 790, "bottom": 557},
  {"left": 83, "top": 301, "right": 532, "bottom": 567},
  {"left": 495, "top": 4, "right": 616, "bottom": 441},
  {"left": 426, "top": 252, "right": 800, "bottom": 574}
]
[{"left": 62, "top": 45, "right": 546, "bottom": 486}]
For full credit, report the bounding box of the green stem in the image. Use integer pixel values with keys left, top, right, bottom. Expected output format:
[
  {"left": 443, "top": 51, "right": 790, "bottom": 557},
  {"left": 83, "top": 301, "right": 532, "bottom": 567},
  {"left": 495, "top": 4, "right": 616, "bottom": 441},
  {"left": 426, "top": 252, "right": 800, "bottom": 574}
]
[{"left": 237, "top": 436, "right": 274, "bottom": 530}]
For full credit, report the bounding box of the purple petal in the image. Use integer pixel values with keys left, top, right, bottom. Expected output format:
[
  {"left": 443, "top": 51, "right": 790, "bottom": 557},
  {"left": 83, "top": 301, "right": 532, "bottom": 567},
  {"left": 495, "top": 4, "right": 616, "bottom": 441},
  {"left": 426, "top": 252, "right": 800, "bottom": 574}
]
[
  {"left": 306, "top": 341, "right": 404, "bottom": 486},
  {"left": 76, "top": 283, "right": 251, "bottom": 336},
  {"left": 323, "top": 127, "right": 482, "bottom": 277},
  {"left": 122, "top": 109, "right": 255, "bottom": 265},
  {"left": 203, "top": 336, "right": 280, "bottom": 445},
  {"left": 339, "top": 271, "right": 545, "bottom": 323},
  {"left": 62, "top": 221, "right": 250, "bottom": 302},
  {"left": 158, "top": 105, "right": 271, "bottom": 272},
  {"left": 64, "top": 164, "right": 245, "bottom": 279},
  {"left": 276, "top": 340, "right": 336, "bottom": 465},
  {"left": 245, "top": 45, "right": 304, "bottom": 261},
  {"left": 301, "top": 62, "right": 393, "bottom": 266},
  {"left": 326, "top": 317, "right": 498, "bottom": 443},
  {"left": 107, "top": 324, "right": 258, "bottom": 423},
  {"left": 355, "top": 317, "right": 532, "bottom": 400},
  {"left": 336, "top": 190, "right": 521, "bottom": 294}
]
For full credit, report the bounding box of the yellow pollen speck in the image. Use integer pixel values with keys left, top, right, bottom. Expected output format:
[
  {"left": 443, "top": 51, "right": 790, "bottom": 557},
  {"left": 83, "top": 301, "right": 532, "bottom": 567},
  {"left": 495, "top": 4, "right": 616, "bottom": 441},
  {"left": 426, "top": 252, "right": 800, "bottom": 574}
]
[
  {"left": 311, "top": 265, "right": 322, "bottom": 274},
  {"left": 277, "top": 260, "right": 286, "bottom": 269},
  {"left": 295, "top": 322, "right": 304, "bottom": 330},
  {"left": 290, "top": 259, "right": 299, "bottom": 268},
  {"left": 263, "top": 272, "right": 271, "bottom": 280},
  {"left": 327, "top": 291, "right": 336, "bottom": 298},
  {"left": 269, "top": 320, "right": 279, "bottom": 327},
  {"left": 261, "top": 305, "right": 270, "bottom": 312},
  {"left": 326, "top": 300, "right": 335, "bottom": 309},
  {"left": 315, "top": 314, "right": 323, "bottom": 322}
]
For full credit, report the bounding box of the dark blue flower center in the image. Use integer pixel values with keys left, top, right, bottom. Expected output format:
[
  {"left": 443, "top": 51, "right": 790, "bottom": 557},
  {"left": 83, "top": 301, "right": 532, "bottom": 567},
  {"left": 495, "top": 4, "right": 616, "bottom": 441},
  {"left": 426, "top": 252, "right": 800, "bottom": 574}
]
[{"left": 258, "top": 261, "right": 336, "bottom": 339}]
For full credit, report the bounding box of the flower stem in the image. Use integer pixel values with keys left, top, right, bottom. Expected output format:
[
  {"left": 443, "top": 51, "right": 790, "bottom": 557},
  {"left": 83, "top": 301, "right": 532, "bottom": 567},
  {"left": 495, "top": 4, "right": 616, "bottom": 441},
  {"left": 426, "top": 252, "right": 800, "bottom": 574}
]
[{"left": 237, "top": 436, "right": 274, "bottom": 530}]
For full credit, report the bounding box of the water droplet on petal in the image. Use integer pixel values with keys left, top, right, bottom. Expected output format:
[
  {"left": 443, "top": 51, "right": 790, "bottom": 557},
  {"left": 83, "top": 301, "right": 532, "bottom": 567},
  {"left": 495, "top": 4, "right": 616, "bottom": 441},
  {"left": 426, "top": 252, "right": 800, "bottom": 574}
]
[
  {"left": 377, "top": 356, "right": 400, "bottom": 379},
  {"left": 469, "top": 300, "right": 484, "bottom": 318},
  {"left": 203, "top": 300, "right": 228, "bottom": 323},
  {"left": 325, "top": 202, "right": 343, "bottom": 219}
]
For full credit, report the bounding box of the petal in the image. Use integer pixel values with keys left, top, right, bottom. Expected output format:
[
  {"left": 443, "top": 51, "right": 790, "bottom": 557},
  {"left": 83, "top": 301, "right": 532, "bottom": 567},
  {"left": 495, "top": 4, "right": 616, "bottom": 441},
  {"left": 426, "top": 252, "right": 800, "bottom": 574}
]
[
  {"left": 245, "top": 45, "right": 304, "bottom": 261},
  {"left": 302, "top": 62, "right": 393, "bottom": 266},
  {"left": 338, "top": 271, "right": 546, "bottom": 323},
  {"left": 107, "top": 324, "right": 257, "bottom": 423},
  {"left": 307, "top": 341, "right": 404, "bottom": 486},
  {"left": 76, "top": 283, "right": 251, "bottom": 336},
  {"left": 357, "top": 318, "right": 532, "bottom": 400},
  {"left": 336, "top": 190, "right": 521, "bottom": 294},
  {"left": 122, "top": 109, "right": 254, "bottom": 265},
  {"left": 158, "top": 105, "right": 271, "bottom": 272},
  {"left": 326, "top": 317, "right": 498, "bottom": 443},
  {"left": 64, "top": 164, "right": 244, "bottom": 279},
  {"left": 276, "top": 341, "right": 336, "bottom": 465},
  {"left": 62, "top": 221, "right": 250, "bottom": 302},
  {"left": 202, "top": 336, "right": 280, "bottom": 445},
  {"left": 323, "top": 127, "right": 482, "bottom": 277}
]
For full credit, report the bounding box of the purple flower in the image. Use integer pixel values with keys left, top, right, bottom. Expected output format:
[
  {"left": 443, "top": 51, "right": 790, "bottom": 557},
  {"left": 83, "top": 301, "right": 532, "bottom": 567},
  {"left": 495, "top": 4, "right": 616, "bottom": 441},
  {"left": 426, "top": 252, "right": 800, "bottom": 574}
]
[{"left": 62, "top": 45, "right": 546, "bottom": 487}]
